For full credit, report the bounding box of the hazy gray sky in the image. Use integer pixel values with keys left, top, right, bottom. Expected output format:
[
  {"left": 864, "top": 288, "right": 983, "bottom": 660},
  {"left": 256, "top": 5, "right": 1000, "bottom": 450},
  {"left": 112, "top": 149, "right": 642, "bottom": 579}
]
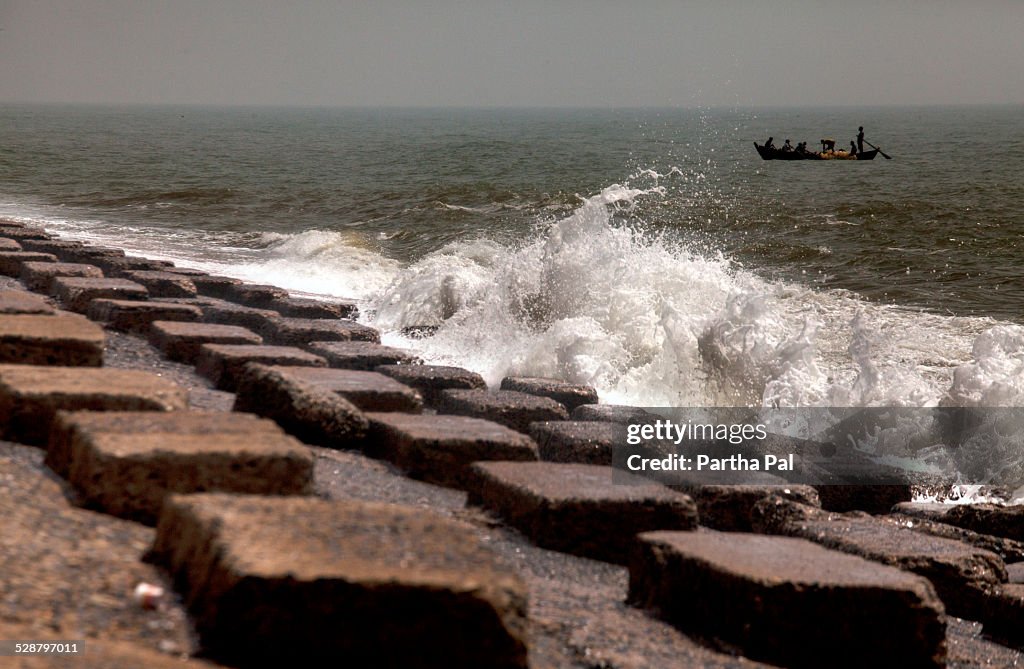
[{"left": 2, "top": 1, "right": 1022, "bottom": 107}]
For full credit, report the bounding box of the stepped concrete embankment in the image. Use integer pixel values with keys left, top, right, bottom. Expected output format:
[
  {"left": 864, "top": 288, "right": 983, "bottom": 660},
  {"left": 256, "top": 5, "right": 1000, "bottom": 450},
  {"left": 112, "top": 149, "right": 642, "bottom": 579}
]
[{"left": 0, "top": 219, "right": 1021, "bottom": 667}]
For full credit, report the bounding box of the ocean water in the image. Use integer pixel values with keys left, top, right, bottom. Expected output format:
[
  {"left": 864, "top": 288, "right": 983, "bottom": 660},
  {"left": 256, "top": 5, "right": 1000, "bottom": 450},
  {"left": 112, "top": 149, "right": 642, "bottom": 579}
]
[{"left": 2, "top": 104, "right": 1023, "bottom": 409}]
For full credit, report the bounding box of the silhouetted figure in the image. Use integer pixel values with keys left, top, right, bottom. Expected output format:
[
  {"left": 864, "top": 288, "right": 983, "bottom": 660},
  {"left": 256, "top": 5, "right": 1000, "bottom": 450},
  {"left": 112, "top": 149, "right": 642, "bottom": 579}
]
[
  {"left": 821, "top": 138, "right": 836, "bottom": 153},
  {"left": 857, "top": 126, "right": 865, "bottom": 153},
  {"left": 850, "top": 140, "right": 858, "bottom": 156},
  {"left": 765, "top": 136, "right": 775, "bottom": 150},
  {"left": 782, "top": 139, "right": 793, "bottom": 151}
]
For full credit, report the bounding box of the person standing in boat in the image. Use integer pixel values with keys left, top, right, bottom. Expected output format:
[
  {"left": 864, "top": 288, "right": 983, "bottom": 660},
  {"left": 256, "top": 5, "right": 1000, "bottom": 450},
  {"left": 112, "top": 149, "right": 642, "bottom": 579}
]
[{"left": 857, "top": 126, "right": 865, "bottom": 153}]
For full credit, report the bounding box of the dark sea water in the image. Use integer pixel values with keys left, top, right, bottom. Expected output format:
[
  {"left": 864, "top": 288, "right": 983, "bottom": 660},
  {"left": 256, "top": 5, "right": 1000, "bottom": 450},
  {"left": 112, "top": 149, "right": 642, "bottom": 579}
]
[{"left": 2, "top": 104, "right": 1023, "bottom": 409}]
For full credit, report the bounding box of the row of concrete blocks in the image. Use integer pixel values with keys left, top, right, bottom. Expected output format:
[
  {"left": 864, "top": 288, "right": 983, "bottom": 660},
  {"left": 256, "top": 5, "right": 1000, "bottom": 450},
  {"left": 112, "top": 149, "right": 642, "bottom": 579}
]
[
  {"left": 3, "top": 224, "right": 1023, "bottom": 666},
  {"left": 5, "top": 357, "right": 1024, "bottom": 667}
]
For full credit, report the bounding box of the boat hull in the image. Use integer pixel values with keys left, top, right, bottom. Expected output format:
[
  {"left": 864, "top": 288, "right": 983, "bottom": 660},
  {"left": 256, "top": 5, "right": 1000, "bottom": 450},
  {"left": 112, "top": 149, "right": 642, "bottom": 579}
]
[{"left": 754, "top": 143, "right": 878, "bottom": 161}]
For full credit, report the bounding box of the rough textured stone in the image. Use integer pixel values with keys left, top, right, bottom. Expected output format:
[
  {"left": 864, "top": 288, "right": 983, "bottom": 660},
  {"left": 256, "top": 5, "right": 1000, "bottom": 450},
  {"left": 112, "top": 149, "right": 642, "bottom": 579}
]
[
  {"left": 439, "top": 389, "right": 569, "bottom": 433},
  {"left": 500, "top": 376, "right": 599, "bottom": 411},
  {"left": 87, "top": 299, "right": 201, "bottom": 333},
  {"left": 68, "top": 429, "right": 313, "bottom": 524},
  {"left": 943, "top": 504, "right": 1024, "bottom": 543},
  {"left": 121, "top": 270, "right": 198, "bottom": 298},
  {"left": 885, "top": 512, "right": 1024, "bottom": 563},
  {"left": 0, "top": 313, "right": 105, "bottom": 367},
  {"left": 468, "top": 461, "right": 698, "bottom": 563},
  {"left": 21, "top": 261, "right": 104, "bottom": 292},
  {"left": 221, "top": 282, "right": 290, "bottom": 307},
  {"left": 529, "top": 420, "right": 625, "bottom": 465},
  {"left": 265, "top": 295, "right": 358, "bottom": 319},
  {"left": 683, "top": 484, "right": 821, "bottom": 532},
  {"left": 54, "top": 246, "right": 125, "bottom": 266},
  {"left": 151, "top": 493, "right": 529, "bottom": 668},
  {"left": 0, "top": 237, "right": 22, "bottom": 251},
  {"left": 51, "top": 276, "right": 148, "bottom": 313},
  {"left": 95, "top": 255, "right": 174, "bottom": 277},
  {"left": 185, "top": 273, "right": 243, "bottom": 299},
  {"left": 309, "top": 340, "right": 421, "bottom": 370},
  {"left": 376, "top": 363, "right": 486, "bottom": 408},
  {"left": 0, "top": 627, "right": 221, "bottom": 669},
  {"left": 629, "top": 532, "right": 947, "bottom": 668},
  {"left": 197, "top": 299, "right": 280, "bottom": 334},
  {"left": 149, "top": 320, "right": 262, "bottom": 363},
  {"left": 195, "top": 344, "right": 327, "bottom": 391},
  {"left": 246, "top": 365, "right": 422, "bottom": 413},
  {"left": 753, "top": 496, "right": 1007, "bottom": 618},
  {"left": 981, "top": 583, "right": 1024, "bottom": 645},
  {"left": 365, "top": 412, "right": 538, "bottom": 487},
  {"left": 18, "top": 238, "right": 82, "bottom": 255},
  {"left": 47, "top": 410, "right": 287, "bottom": 477},
  {"left": 0, "top": 365, "right": 186, "bottom": 445},
  {"left": 233, "top": 363, "right": 368, "bottom": 447},
  {"left": 571, "top": 403, "right": 660, "bottom": 424},
  {"left": 0, "top": 251, "right": 57, "bottom": 277},
  {"left": 815, "top": 483, "right": 913, "bottom": 514},
  {"left": 0, "top": 289, "right": 55, "bottom": 315},
  {"left": 0, "top": 226, "right": 51, "bottom": 240},
  {"left": 265, "top": 316, "right": 381, "bottom": 345}
]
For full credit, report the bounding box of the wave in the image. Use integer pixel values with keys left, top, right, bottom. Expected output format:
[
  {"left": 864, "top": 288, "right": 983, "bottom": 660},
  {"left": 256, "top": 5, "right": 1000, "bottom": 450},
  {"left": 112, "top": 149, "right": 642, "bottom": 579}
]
[{"left": 366, "top": 183, "right": 1006, "bottom": 410}]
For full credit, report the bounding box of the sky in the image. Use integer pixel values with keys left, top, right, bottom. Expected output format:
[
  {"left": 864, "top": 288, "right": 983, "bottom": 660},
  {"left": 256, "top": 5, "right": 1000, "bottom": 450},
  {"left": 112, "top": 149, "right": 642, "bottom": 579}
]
[{"left": 1, "top": 1, "right": 1022, "bottom": 108}]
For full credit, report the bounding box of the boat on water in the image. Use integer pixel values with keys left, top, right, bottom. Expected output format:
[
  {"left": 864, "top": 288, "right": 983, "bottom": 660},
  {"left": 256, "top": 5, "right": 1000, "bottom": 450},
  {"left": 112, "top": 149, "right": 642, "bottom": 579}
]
[{"left": 754, "top": 142, "right": 879, "bottom": 161}]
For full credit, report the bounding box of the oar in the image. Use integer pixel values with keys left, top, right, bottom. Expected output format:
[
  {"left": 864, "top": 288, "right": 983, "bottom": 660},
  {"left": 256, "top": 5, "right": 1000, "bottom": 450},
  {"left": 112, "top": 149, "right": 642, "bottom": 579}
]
[{"left": 863, "top": 140, "right": 891, "bottom": 159}]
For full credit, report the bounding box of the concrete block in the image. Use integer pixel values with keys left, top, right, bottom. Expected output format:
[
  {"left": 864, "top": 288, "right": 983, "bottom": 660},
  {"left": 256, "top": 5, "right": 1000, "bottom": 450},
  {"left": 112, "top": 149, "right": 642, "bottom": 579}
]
[
  {"left": 20, "top": 261, "right": 104, "bottom": 292},
  {"left": 196, "top": 344, "right": 327, "bottom": 391},
  {"left": 0, "top": 238, "right": 22, "bottom": 251},
  {"left": 0, "top": 226, "right": 51, "bottom": 240},
  {"left": 0, "top": 289, "right": 55, "bottom": 315},
  {"left": 265, "top": 295, "right": 358, "bottom": 319},
  {"left": 753, "top": 496, "right": 1007, "bottom": 618},
  {"left": 365, "top": 412, "right": 538, "bottom": 487},
  {"left": 18, "top": 238, "right": 84, "bottom": 256},
  {"left": 529, "top": 420, "right": 625, "bottom": 465},
  {"left": 500, "top": 376, "right": 599, "bottom": 411},
  {"left": 68, "top": 429, "right": 313, "bottom": 524},
  {"left": 87, "top": 299, "right": 202, "bottom": 333},
  {"left": 198, "top": 299, "right": 280, "bottom": 335},
  {"left": 265, "top": 316, "right": 381, "bottom": 345},
  {"left": 121, "top": 270, "right": 198, "bottom": 298},
  {"left": 439, "top": 389, "right": 569, "bottom": 433},
  {"left": 94, "top": 255, "right": 174, "bottom": 277},
  {"left": 684, "top": 484, "right": 821, "bottom": 532},
  {"left": 151, "top": 494, "right": 528, "bottom": 668},
  {"left": 309, "top": 340, "right": 421, "bottom": 370},
  {"left": 232, "top": 364, "right": 368, "bottom": 447},
  {"left": 0, "top": 313, "right": 104, "bottom": 367},
  {"left": 188, "top": 274, "right": 243, "bottom": 299},
  {"left": 50, "top": 277, "right": 148, "bottom": 313},
  {"left": 149, "top": 320, "right": 262, "bottom": 364},
  {"left": 58, "top": 246, "right": 125, "bottom": 266},
  {"left": 376, "top": 364, "right": 486, "bottom": 408},
  {"left": 0, "top": 365, "right": 186, "bottom": 445},
  {"left": 571, "top": 403, "right": 660, "bottom": 424},
  {"left": 47, "top": 409, "right": 287, "bottom": 477},
  {"left": 245, "top": 365, "right": 421, "bottom": 412},
  {"left": 0, "top": 252, "right": 57, "bottom": 277},
  {"left": 221, "top": 282, "right": 289, "bottom": 308},
  {"left": 629, "top": 532, "right": 946, "bottom": 668},
  {"left": 468, "top": 461, "right": 698, "bottom": 563},
  {"left": 815, "top": 484, "right": 913, "bottom": 514}
]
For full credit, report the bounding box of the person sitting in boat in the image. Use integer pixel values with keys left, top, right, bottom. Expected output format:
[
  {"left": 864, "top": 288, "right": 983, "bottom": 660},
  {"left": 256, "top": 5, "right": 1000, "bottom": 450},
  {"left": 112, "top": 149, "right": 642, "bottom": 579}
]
[
  {"left": 765, "top": 136, "right": 776, "bottom": 150},
  {"left": 820, "top": 138, "right": 836, "bottom": 153},
  {"left": 782, "top": 139, "right": 793, "bottom": 152},
  {"left": 850, "top": 140, "right": 858, "bottom": 156},
  {"left": 796, "top": 141, "right": 809, "bottom": 154}
]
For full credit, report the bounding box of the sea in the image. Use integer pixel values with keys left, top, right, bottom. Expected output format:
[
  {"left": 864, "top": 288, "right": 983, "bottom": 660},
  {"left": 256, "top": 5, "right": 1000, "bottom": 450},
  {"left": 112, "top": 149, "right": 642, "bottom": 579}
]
[{"left": 2, "top": 104, "right": 1023, "bottom": 411}]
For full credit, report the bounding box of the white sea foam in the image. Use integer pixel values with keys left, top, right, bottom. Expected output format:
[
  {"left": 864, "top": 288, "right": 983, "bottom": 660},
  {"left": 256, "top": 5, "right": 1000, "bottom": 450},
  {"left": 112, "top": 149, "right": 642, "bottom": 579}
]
[{"left": 366, "top": 183, "right": 1003, "bottom": 411}]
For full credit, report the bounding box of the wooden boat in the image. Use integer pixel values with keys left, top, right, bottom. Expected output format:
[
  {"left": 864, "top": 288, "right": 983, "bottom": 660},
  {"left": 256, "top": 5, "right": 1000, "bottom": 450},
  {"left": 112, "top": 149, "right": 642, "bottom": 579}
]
[{"left": 754, "top": 142, "right": 878, "bottom": 161}]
